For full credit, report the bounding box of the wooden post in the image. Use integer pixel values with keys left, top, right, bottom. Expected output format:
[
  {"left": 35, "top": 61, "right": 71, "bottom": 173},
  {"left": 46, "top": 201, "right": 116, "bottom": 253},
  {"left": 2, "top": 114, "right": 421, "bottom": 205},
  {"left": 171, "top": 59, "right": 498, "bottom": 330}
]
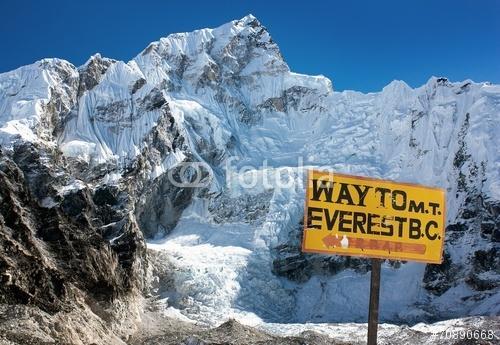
[{"left": 367, "top": 258, "right": 382, "bottom": 345}]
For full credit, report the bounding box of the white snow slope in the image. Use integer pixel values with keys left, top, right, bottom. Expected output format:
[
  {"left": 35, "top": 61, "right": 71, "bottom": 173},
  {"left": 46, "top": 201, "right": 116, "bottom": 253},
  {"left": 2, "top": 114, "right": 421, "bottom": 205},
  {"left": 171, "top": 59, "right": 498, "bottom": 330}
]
[{"left": 1, "top": 14, "right": 499, "bottom": 329}]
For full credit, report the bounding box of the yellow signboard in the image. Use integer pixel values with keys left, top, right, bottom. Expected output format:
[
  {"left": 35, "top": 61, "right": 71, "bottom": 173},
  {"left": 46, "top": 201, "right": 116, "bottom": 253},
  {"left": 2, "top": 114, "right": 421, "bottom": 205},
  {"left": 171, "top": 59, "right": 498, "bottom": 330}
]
[{"left": 302, "top": 170, "right": 446, "bottom": 263}]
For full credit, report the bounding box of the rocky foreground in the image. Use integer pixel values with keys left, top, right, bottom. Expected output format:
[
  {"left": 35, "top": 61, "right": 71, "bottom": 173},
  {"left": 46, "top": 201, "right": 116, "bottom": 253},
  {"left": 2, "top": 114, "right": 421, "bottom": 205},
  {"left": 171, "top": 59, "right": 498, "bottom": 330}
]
[
  {"left": 1, "top": 302, "right": 499, "bottom": 345},
  {"left": 129, "top": 313, "right": 500, "bottom": 345}
]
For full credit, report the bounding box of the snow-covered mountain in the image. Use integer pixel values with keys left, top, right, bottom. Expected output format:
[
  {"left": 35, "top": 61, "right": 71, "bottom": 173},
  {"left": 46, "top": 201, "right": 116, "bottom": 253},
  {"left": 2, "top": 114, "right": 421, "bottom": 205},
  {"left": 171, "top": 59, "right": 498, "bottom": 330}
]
[{"left": 0, "top": 14, "right": 498, "bottom": 343}]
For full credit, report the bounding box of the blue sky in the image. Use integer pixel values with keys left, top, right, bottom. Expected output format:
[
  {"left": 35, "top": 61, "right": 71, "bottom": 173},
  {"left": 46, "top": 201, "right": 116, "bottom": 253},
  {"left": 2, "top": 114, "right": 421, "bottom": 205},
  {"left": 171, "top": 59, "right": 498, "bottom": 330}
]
[{"left": 1, "top": 0, "right": 499, "bottom": 92}]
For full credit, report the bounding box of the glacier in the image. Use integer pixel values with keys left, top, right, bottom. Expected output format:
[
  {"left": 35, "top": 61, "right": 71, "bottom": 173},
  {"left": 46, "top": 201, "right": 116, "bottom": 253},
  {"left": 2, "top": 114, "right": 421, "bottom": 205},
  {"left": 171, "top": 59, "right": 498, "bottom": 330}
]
[{"left": 0, "top": 14, "right": 499, "bottom": 333}]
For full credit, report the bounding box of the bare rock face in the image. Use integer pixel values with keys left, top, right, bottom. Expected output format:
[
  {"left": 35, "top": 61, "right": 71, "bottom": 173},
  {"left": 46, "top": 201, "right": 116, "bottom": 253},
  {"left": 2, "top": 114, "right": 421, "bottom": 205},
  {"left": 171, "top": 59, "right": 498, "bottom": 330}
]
[
  {"left": 78, "top": 54, "right": 117, "bottom": 97},
  {"left": 0, "top": 154, "right": 68, "bottom": 314},
  {"left": 0, "top": 144, "right": 147, "bottom": 343}
]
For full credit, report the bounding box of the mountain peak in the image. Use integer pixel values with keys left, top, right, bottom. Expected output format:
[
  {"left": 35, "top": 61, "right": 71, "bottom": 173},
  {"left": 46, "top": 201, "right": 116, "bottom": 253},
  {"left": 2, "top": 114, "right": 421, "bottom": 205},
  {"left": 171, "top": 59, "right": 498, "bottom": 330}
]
[
  {"left": 132, "top": 14, "right": 288, "bottom": 91},
  {"left": 235, "top": 14, "right": 261, "bottom": 27}
]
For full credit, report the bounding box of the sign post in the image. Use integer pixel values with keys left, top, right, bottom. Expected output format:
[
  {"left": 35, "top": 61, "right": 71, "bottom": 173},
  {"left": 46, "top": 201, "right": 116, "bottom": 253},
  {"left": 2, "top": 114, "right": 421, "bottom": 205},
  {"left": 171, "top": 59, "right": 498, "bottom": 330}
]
[
  {"left": 367, "top": 259, "right": 381, "bottom": 345},
  {"left": 302, "top": 170, "right": 446, "bottom": 344}
]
